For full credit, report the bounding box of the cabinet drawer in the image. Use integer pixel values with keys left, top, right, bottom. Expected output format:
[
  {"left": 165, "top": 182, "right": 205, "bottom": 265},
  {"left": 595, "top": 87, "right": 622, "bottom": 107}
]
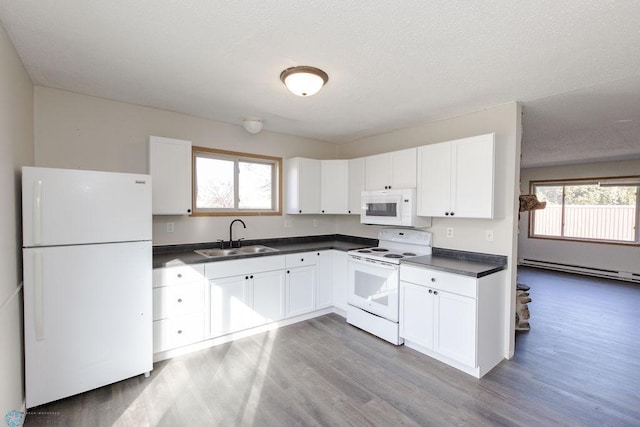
[
  {"left": 153, "top": 282, "right": 204, "bottom": 320},
  {"left": 153, "top": 264, "right": 205, "bottom": 288},
  {"left": 153, "top": 314, "right": 205, "bottom": 353},
  {"left": 401, "top": 266, "right": 477, "bottom": 298},
  {"left": 285, "top": 252, "right": 318, "bottom": 268}
]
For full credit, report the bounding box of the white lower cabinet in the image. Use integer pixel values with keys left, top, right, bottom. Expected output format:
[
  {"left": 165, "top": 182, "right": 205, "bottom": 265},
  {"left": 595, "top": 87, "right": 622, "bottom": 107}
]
[
  {"left": 152, "top": 264, "right": 206, "bottom": 353},
  {"left": 316, "top": 251, "right": 333, "bottom": 309},
  {"left": 252, "top": 270, "right": 286, "bottom": 324},
  {"left": 331, "top": 250, "right": 349, "bottom": 312},
  {"left": 284, "top": 251, "right": 318, "bottom": 317},
  {"left": 400, "top": 264, "right": 504, "bottom": 378},
  {"left": 209, "top": 274, "right": 260, "bottom": 337}
]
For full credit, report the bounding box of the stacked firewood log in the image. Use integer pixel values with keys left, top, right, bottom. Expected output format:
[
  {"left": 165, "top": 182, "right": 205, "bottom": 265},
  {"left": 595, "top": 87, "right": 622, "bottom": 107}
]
[{"left": 515, "top": 283, "right": 531, "bottom": 331}]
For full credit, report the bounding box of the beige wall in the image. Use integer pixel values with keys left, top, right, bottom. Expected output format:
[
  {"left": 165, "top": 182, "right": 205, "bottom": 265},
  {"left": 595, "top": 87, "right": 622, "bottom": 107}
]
[
  {"left": 34, "top": 87, "right": 339, "bottom": 245},
  {"left": 519, "top": 159, "right": 640, "bottom": 274},
  {"left": 338, "top": 102, "right": 523, "bottom": 358},
  {"left": 0, "top": 21, "right": 34, "bottom": 417}
]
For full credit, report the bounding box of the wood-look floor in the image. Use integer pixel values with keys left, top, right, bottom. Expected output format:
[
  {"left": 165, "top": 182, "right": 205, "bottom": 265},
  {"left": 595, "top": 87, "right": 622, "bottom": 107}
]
[{"left": 25, "top": 267, "right": 640, "bottom": 426}]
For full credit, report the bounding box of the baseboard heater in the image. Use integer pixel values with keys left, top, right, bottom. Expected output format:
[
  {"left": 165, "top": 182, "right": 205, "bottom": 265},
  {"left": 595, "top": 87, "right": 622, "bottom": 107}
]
[{"left": 519, "top": 258, "right": 640, "bottom": 284}]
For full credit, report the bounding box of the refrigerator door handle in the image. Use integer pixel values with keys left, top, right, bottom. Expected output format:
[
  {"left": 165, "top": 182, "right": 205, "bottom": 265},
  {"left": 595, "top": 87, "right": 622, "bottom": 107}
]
[
  {"left": 34, "top": 251, "right": 45, "bottom": 340},
  {"left": 33, "top": 180, "right": 43, "bottom": 245}
]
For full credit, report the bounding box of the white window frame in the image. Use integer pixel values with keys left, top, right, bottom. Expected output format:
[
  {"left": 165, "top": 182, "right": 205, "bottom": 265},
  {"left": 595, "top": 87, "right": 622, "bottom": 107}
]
[
  {"left": 192, "top": 147, "right": 282, "bottom": 216},
  {"left": 529, "top": 176, "right": 640, "bottom": 246}
]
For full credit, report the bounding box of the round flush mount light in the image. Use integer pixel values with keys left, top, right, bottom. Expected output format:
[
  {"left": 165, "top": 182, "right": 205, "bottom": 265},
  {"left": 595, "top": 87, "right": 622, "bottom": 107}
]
[
  {"left": 280, "top": 66, "right": 329, "bottom": 97},
  {"left": 243, "top": 118, "right": 263, "bottom": 134}
]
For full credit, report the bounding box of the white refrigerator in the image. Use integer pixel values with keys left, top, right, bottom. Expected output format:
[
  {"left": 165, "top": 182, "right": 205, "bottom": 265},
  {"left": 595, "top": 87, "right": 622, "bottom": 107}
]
[{"left": 22, "top": 166, "right": 153, "bottom": 408}]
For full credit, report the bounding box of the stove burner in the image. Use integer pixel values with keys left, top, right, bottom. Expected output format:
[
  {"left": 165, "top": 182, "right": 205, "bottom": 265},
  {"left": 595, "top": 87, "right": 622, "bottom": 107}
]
[
  {"left": 384, "top": 254, "right": 403, "bottom": 259},
  {"left": 358, "top": 249, "right": 372, "bottom": 253},
  {"left": 371, "top": 248, "right": 389, "bottom": 252},
  {"left": 402, "top": 252, "right": 417, "bottom": 256}
]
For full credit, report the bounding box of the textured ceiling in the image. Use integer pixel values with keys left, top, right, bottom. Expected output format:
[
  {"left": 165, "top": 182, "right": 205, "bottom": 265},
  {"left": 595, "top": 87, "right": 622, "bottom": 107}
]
[{"left": 1, "top": 1, "right": 639, "bottom": 167}]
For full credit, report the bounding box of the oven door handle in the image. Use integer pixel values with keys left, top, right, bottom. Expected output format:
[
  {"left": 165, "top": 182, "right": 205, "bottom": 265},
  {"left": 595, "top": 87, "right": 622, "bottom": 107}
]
[{"left": 348, "top": 256, "right": 398, "bottom": 270}]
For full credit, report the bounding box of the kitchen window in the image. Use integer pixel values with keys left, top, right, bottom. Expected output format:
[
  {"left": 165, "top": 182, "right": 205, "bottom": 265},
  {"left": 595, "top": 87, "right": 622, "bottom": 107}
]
[
  {"left": 192, "top": 147, "right": 282, "bottom": 216},
  {"left": 529, "top": 177, "right": 640, "bottom": 245}
]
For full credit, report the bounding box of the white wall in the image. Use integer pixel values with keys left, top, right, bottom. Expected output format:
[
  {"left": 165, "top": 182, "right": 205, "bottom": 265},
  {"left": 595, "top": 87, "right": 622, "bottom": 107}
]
[
  {"left": 519, "top": 159, "right": 640, "bottom": 275},
  {"left": 338, "top": 102, "right": 523, "bottom": 358},
  {"left": 34, "top": 87, "right": 339, "bottom": 245},
  {"left": 0, "top": 21, "right": 34, "bottom": 417}
]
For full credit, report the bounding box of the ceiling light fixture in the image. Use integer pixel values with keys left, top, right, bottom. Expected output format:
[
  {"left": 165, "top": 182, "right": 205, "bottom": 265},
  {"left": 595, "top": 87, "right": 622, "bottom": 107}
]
[
  {"left": 243, "top": 118, "right": 263, "bottom": 134},
  {"left": 280, "top": 66, "right": 329, "bottom": 97}
]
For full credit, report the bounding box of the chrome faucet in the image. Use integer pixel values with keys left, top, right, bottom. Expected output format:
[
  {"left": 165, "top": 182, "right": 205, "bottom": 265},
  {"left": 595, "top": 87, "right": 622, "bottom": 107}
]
[{"left": 229, "top": 219, "right": 247, "bottom": 248}]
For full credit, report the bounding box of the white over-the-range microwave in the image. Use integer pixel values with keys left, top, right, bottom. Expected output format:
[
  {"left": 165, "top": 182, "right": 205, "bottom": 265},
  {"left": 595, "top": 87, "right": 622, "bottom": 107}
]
[{"left": 360, "top": 188, "right": 431, "bottom": 227}]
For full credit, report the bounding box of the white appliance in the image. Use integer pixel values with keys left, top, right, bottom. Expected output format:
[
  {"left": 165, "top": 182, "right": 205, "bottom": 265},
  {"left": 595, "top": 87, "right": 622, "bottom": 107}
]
[
  {"left": 347, "top": 228, "right": 432, "bottom": 345},
  {"left": 22, "top": 166, "right": 153, "bottom": 408},
  {"left": 361, "top": 188, "right": 420, "bottom": 227}
]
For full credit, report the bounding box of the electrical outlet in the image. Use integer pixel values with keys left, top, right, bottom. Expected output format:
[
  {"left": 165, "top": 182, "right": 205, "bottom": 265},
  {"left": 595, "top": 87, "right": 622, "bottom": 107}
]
[
  {"left": 486, "top": 230, "right": 494, "bottom": 241},
  {"left": 446, "top": 227, "right": 453, "bottom": 238},
  {"left": 166, "top": 222, "right": 174, "bottom": 233}
]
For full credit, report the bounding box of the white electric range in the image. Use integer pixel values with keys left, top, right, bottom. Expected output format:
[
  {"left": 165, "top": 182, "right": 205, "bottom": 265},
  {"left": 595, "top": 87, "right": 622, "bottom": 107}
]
[{"left": 346, "top": 228, "right": 432, "bottom": 344}]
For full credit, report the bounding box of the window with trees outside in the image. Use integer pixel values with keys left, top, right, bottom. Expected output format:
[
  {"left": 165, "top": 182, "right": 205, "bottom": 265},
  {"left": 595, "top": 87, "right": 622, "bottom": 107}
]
[
  {"left": 530, "top": 177, "right": 640, "bottom": 245},
  {"left": 192, "top": 147, "right": 282, "bottom": 216}
]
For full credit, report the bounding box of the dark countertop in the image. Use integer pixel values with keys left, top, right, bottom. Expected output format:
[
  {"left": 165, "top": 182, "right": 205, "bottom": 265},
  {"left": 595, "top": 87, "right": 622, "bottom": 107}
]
[
  {"left": 153, "top": 234, "right": 377, "bottom": 268},
  {"left": 401, "top": 248, "right": 507, "bottom": 278}
]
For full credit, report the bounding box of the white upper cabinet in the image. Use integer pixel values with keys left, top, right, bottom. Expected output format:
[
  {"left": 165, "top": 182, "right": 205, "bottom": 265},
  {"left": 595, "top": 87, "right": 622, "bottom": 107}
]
[
  {"left": 320, "top": 160, "right": 349, "bottom": 214},
  {"left": 285, "top": 157, "right": 321, "bottom": 214},
  {"left": 365, "top": 147, "right": 417, "bottom": 190},
  {"left": 149, "top": 136, "right": 192, "bottom": 215},
  {"left": 417, "top": 133, "right": 495, "bottom": 218},
  {"left": 347, "top": 157, "right": 365, "bottom": 215}
]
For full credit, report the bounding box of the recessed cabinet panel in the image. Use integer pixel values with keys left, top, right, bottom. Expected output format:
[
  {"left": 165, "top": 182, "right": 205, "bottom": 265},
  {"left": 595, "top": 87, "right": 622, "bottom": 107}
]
[
  {"left": 285, "top": 157, "right": 321, "bottom": 214},
  {"left": 286, "top": 266, "right": 316, "bottom": 317},
  {"left": 417, "top": 133, "right": 494, "bottom": 218},
  {"left": 400, "top": 282, "right": 434, "bottom": 348},
  {"left": 364, "top": 148, "right": 417, "bottom": 190},
  {"left": 434, "top": 290, "right": 477, "bottom": 367},
  {"left": 348, "top": 158, "right": 365, "bottom": 215},
  {"left": 253, "top": 270, "right": 286, "bottom": 323},
  {"left": 209, "top": 275, "right": 258, "bottom": 337},
  {"left": 149, "top": 136, "right": 192, "bottom": 215},
  {"left": 320, "top": 160, "right": 349, "bottom": 214}
]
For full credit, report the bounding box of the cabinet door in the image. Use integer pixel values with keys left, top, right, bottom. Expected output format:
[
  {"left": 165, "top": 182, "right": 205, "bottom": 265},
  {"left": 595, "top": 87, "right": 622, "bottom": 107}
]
[
  {"left": 364, "top": 153, "right": 390, "bottom": 190},
  {"left": 332, "top": 251, "right": 349, "bottom": 312},
  {"left": 149, "top": 136, "right": 192, "bottom": 215},
  {"left": 253, "top": 270, "right": 286, "bottom": 324},
  {"left": 434, "top": 289, "right": 477, "bottom": 367},
  {"left": 399, "top": 282, "right": 434, "bottom": 349},
  {"left": 452, "top": 134, "right": 495, "bottom": 218},
  {"left": 348, "top": 158, "right": 365, "bottom": 215},
  {"left": 316, "top": 251, "right": 333, "bottom": 309},
  {"left": 390, "top": 148, "right": 417, "bottom": 189},
  {"left": 285, "top": 266, "right": 316, "bottom": 317},
  {"left": 320, "top": 160, "right": 349, "bottom": 214},
  {"left": 417, "top": 142, "right": 452, "bottom": 217},
  {"left": 209, "top": 275, "right": 257, "bottom": 337},
  {"left": 285, "top": 157, "right": 321, "bottom": 214}
]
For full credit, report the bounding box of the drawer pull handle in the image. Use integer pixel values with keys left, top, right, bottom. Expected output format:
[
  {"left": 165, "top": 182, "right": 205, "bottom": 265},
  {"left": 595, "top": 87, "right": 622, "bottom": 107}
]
[
  {"left": 177, "top": 298, "right": 183, "bottom": 303},
  {"left": 429, "top": 289, "right": 433, "bottom": 294},
  {"left": 301, "top": 258, "right": 304, "bottom": 262},
  {"left": 177, "top": 330, "right": 183, "bottom": 334},
  {"left": 431, "top": 278, "right": 436, "bottom": 282},
  {"left": 433, "top": 291, "right": 438, "bottom": 295},
  {"left": 177, "top": 273, "right": 183, "bottom": 278}
]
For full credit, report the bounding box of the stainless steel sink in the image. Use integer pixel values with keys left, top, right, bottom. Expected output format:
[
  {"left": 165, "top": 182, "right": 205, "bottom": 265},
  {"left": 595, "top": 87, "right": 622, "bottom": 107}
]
[
  {"left": 194, "top": 245, "right": 278, "bottom": 258},
  {"left": 238, "top": 245, "right": 278, "bottom": 254}
]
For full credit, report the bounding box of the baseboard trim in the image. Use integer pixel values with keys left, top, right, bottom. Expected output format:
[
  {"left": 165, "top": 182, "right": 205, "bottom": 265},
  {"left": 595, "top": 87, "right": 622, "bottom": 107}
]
[{"left": 519, "top": 259, "right": 640, "bottom": 283}]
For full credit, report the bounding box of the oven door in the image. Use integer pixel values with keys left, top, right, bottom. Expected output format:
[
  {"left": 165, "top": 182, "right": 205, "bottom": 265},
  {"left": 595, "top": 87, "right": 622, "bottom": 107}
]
[{"left": 347, "top": 256, "right": 399, "bottom": 322}]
